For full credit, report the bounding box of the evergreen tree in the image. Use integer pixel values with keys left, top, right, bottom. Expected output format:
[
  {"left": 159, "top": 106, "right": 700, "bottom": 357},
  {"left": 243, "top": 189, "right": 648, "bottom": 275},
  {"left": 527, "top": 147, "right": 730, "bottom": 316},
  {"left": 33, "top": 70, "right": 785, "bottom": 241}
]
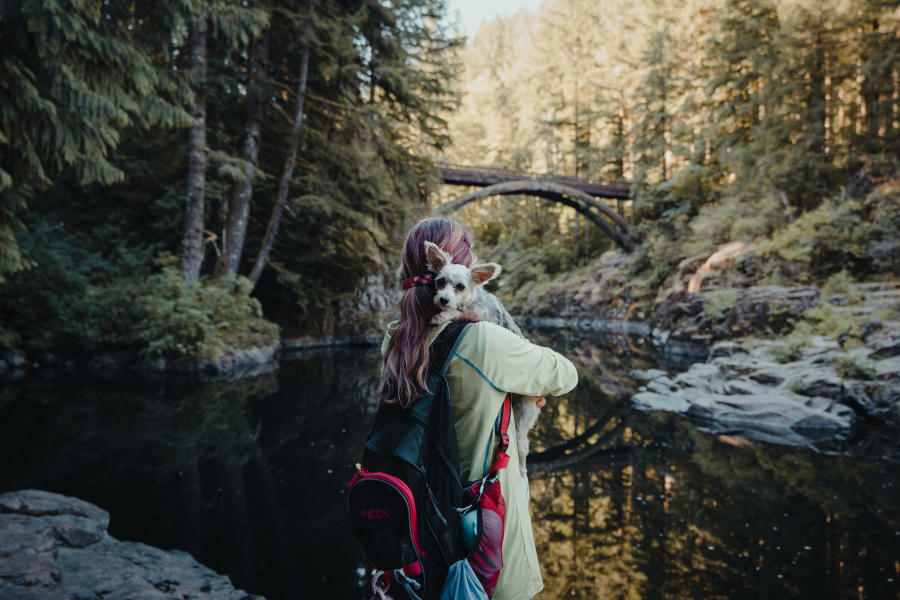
[
  {"left": 179, "top": 1, "right": 267, "bottom": 281},
  {"left": 0, "top": 0, "right": 194, "bottom": 282},
  {"left": 631, "top": 20, "right": 681, "bottom": 192}
]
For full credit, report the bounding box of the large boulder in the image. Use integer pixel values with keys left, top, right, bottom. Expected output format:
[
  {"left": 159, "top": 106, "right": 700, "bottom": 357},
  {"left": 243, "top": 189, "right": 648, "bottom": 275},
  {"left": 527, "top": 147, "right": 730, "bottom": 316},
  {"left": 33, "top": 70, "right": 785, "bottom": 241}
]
[{"left": 0, "top": 490, "right": 262, "bottom": 600}]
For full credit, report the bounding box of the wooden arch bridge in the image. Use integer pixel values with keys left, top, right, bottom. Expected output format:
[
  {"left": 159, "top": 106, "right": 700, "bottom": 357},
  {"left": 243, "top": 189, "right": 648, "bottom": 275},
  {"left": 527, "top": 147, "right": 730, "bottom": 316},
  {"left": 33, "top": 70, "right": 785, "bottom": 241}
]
[{"left": 437, "top": 164, "right": 635, "bottom": 250}]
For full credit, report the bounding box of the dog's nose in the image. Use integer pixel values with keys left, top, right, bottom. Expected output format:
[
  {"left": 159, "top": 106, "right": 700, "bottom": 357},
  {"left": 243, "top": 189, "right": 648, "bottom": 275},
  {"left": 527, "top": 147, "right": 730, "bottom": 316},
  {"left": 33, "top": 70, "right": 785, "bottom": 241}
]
[{"left": 439, "top": 297, "right": 449, "bottom": 306}]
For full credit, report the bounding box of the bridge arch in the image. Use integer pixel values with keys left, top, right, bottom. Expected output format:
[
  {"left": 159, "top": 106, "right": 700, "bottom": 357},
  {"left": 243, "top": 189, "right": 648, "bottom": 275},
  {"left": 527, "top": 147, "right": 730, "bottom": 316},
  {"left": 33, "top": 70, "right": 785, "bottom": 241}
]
[{"left": 438, "top": 180, "right": 635, "bottom": 250}]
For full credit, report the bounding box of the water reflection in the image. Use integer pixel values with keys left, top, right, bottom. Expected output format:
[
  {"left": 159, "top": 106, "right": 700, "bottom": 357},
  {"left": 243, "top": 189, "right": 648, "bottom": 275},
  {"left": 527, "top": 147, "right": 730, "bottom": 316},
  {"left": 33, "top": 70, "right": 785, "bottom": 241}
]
[{"left": 0, "top": 336, "right": 897, "bottom": 600}]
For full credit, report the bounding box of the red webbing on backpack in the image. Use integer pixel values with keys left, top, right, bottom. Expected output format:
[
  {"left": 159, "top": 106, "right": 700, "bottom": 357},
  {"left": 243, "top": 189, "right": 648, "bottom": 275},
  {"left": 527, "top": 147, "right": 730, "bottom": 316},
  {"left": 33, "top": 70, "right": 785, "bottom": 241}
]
[
  {"left": 468, "top": 392, "right": 513, "bottom": 595},
  {"left": 489, "top": 393, "right": 512, "bottom": 472}
]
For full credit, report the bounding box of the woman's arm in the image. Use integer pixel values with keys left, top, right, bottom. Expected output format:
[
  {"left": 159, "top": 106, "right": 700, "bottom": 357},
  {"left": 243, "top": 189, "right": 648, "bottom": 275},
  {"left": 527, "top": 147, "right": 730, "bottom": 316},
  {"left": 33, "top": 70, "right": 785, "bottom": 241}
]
[{"left": 454, "top": 321, "right": 578, "bottom": 397}]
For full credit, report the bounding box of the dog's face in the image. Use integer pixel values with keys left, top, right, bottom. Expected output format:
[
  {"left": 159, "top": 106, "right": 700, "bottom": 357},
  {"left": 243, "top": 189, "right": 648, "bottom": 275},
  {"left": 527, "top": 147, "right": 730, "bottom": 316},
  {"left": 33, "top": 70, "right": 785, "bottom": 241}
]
[{"left": 424, "top": 241, "right": 500, "bottom": 312}]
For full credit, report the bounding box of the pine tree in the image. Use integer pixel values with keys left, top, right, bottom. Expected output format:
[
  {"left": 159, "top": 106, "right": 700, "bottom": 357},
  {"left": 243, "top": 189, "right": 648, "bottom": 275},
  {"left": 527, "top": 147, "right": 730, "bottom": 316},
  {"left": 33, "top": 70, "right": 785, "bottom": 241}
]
[
  {"left": 179, "top": 1, "right": 267, "bottom": 281},
  {"left": 703, "top": 0, "right": 780, "bottom": 189},
  {"left": 631, "top": 21, "right": 681, "bottom": 191},
  {"left": 0, "top": 0, "right": 195, "bottom": 282}
]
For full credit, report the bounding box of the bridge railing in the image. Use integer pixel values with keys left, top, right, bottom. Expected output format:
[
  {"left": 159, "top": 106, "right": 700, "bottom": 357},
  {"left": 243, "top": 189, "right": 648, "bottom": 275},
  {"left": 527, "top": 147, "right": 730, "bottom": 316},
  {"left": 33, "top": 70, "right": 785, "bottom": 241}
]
[{"left": 437, "top": 162, "right": 629, "bottom": 188}]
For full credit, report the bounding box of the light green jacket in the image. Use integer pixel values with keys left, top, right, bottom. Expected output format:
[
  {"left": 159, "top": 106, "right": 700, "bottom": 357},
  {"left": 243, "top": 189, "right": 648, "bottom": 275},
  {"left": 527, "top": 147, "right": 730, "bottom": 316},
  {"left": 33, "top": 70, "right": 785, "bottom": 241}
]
[{"left": 382, "top": 320, "right": 578, "bottom": 599}]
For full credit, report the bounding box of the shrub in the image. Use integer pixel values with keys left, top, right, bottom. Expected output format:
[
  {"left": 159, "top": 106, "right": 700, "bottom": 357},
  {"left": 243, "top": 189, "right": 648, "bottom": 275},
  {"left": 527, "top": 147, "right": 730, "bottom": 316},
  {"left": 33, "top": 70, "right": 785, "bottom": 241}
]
[
  {"left": 138, "top": 259, "right": 279, "bottom": 360},
  {"left": 0, "top": 225, "right": 279, "bottom": 360},
  {"left": 820, "top": 269, "right": 862, "bottom": 304},
  {"left": 757, "top": 198, "right": 873, "bottom": 282},
  {"left": 830, "top": 356, "right": 876, "bottom": 381},
  {"left": 702, "top": 288, "right": 741, "bottom": 323},
  {"left": 863, "top": 180, "right": 900, "bottom": 274},
  {"left": 765, "top": 338, "right": 805, "bottom": 363},
  {"left": 790, "top": 303, "right": 861, "bottom": 342}
]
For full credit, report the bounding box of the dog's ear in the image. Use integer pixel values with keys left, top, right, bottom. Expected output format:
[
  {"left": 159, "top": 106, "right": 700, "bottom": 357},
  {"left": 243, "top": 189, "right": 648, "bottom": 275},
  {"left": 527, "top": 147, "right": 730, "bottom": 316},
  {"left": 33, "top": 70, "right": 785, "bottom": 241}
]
[
  {"left": 424, "top": 241, "right": 449, "bottom": 273},
  {"left": 471, "top": 262, "right": 501, "bottom": 285}
]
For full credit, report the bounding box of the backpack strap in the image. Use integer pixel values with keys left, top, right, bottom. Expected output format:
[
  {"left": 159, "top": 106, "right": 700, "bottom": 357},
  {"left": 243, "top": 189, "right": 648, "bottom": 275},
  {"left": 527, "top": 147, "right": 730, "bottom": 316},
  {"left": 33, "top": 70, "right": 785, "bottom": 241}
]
[
  {"left": 489, "top": 393, "right": 512, "bottom": 473},
  {"left": 428, "top": 321, "right": 473, "bottom": 376}
]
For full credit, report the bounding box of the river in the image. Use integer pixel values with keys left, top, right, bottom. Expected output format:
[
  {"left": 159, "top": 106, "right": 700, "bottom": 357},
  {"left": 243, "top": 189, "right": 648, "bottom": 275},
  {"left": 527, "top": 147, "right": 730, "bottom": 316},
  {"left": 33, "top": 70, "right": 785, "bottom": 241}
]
[{"left": 1, "top": 330, "right": 898, "bottom": 599}]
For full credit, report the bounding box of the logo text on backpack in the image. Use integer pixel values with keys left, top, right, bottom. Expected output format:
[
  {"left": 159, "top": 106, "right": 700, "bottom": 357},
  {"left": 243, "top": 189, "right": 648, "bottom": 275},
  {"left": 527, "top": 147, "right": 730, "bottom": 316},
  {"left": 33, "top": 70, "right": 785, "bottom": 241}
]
[{"left": 359, "top": 507, "right": 391, "bottom": 519}]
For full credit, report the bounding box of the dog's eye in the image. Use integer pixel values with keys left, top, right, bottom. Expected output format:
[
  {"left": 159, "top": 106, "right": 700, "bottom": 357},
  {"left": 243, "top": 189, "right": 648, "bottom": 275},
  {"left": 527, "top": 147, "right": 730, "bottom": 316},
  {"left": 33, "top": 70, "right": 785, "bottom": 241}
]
[
  {"left": 455, "top": 283, "right": 465, "bottom": 291},
  {"left": 436, "top": 278, "right": 446, "bottom": 287}
]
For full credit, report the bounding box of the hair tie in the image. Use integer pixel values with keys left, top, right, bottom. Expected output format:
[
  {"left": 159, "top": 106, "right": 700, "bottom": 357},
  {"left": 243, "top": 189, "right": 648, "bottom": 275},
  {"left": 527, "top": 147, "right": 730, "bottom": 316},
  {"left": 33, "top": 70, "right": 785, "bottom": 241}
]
[{"left": 402, "top": 273, "right": 434, "bottom": 290}]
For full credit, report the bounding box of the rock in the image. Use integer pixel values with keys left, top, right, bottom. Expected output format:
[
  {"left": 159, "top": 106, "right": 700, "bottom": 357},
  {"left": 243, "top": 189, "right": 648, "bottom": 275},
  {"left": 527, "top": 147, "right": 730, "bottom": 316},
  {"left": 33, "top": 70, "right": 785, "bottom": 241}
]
[
  {"left": 871, "top": 339, "right": 900, "bottom": 359},
  {"left": 792, "top": 415, "right": 848, "bottom": 437},
  {"left": 631, "top": 390, "right": 692, "bottom": 413},
  {"left": 629, "top": 368, "right": 668, "bottom": 381},
  {"left": 645, "top": 377, "right": 678, "bottom": 394},
  {"left": 727, "top": 286, "right": 820, "bottom": 336},
  {"left": 860, "top": 321, "right": 884, "bottom": 339},
  {"left": 0, "top": 489, "right": 110, "bottom": 548},
  {"left": 873, "top": 356, "right": 900, "bottom": 378},
  {"left": 749, "top": 371, "right": 784, "bottom": 386},
  {"left": 630, "top": 345, "right": 860, "bottom": 446},
  {"left": 710, "top": 341, "right": 745, "bottom": 358},
  {"left": 0, "top": 490, "right": 263, "bottom": 600},
  {"left": 0, "top": 514, "right": 65, "bottom": 600},
  {"left": 787, "top": 368, "right": 845, "bottom": 401}
]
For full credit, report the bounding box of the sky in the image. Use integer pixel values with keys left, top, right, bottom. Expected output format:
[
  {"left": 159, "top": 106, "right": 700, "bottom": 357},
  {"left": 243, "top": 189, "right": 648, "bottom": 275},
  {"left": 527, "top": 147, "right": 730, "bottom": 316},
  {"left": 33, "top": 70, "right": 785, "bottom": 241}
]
[{"left": 446, "top": 0, "right": 544, "bottom": 36}]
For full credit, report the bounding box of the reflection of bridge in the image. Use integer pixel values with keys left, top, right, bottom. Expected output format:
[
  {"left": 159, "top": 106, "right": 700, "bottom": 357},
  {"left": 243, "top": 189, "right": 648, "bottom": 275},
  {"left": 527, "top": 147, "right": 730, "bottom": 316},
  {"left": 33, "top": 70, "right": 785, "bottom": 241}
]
[{"left": 437, "top": 163, "right": 635, "bottom": 250}]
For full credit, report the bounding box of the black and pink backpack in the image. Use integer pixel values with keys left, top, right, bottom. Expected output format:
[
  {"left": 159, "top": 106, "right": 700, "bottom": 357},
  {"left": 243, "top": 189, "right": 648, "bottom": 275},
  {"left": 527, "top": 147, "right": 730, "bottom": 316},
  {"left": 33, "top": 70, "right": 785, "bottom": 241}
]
[{"left": 348, "top": 322, "right": 512, "bottom": 600}]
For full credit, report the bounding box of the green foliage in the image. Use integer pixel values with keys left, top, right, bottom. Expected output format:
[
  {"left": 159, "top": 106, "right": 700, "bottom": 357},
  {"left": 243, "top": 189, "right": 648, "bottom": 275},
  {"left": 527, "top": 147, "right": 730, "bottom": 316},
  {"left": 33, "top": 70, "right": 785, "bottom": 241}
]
[
  {"left": 863, "top": 179, "right": 900, "bottom": 274},
  {"left": 0, "top": 224, "right": 276, "bottom": 358},
  {"left": 0, "top": 0, "right": 462, "bottom": 351},
  {"left": 790, "top": 303, "right": 861, "bottom": 343},
  {"left": 445, "top": 0, "right": 900, "bottom": 316},
  {"left": 764, "top": 338, "right": 805, "bottom": 363},
  {"left": 622, "top": 214, "right": 693, "bottom": 304},
  {"left": 830, "top": 355, "right": 876, "bottom": 381},
  {"left": 139, "top": 260, "right": 279, "bottom": 360},
  {"left": 702, "top": 288, "right": 741, "bottom": 322},
  {"left": 820, "top": 270, "right": 862, "bottom": 304},
  {"left": 757, "top": 198, "right": 873, "bottom": 282}
]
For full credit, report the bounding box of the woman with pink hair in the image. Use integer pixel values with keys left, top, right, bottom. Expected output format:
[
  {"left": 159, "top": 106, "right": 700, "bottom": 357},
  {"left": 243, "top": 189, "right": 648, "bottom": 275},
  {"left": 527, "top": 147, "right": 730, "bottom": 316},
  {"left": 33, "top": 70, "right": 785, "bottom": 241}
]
[{"left": 381, "top": 217, "right": 578, "bottom": 599}]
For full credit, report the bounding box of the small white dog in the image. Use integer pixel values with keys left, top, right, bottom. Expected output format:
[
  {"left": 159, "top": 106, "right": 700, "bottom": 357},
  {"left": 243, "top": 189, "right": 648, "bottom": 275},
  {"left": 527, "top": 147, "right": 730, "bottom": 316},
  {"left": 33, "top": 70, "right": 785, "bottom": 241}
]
[{"left": 424, "top": 241, "right": 543, "bottom": 479}]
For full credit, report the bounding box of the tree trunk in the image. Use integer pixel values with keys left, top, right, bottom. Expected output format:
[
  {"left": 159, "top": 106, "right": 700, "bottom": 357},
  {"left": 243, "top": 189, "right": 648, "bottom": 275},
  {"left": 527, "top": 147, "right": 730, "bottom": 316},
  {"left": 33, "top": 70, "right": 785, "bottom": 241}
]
[
  {"left": 248, "top": 44, "right": 310, "bottom": 287},
  {"left": 216, "top": 4, "right": 271, "bottom": 278},
  {"left": 182, "top": 20, "right": 208, "bottom": 282}
]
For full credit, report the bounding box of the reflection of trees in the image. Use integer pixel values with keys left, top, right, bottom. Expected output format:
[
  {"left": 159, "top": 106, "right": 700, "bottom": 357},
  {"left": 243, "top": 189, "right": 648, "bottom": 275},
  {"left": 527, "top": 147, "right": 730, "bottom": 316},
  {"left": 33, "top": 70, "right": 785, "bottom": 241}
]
[
  {"left": 0, "top": 373, "right": 275, "bottom": 553},
  {"left": 0, "top": 348, "right": 384, "bottom": 600},
  {"left": 3, "top": 340, "right": 899, "bottom": 600},
  {"left": 525, "top": 348, "right": 900, "bottom": 600}
]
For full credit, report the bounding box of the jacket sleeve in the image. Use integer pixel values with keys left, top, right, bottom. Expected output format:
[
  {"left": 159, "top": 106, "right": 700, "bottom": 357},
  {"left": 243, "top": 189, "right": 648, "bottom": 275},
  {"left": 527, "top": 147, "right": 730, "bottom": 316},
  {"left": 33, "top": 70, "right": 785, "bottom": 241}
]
[{"left": 455, "top": 321, "right": 578, "bottom": 397}]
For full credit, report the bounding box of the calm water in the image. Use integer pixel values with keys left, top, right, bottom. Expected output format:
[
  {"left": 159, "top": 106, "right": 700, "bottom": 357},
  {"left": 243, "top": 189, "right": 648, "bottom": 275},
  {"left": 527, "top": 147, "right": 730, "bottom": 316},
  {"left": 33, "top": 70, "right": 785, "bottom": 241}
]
[{"left": 1, "top": 331, "right": 898, "bottom": 600}]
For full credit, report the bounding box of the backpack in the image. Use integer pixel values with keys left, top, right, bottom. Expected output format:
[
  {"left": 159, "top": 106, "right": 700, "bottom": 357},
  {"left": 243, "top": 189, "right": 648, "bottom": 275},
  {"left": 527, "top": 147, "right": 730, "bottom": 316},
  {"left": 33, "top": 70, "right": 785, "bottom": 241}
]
[{"left": 348, "top": 322, "right": 512, "bottom": 600}]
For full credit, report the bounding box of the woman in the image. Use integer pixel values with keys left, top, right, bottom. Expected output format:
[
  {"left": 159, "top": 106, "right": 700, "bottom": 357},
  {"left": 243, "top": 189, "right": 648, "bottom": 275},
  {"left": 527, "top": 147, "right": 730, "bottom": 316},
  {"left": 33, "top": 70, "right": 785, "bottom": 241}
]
[{"left": 381, "top": 217, "right": 578, "bottom": 600}]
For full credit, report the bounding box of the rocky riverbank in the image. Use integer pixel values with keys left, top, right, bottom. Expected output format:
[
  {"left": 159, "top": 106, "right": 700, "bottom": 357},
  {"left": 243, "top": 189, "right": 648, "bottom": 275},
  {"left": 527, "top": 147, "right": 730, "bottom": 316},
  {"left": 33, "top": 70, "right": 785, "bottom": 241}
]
[
  {"left": 0, "top": 489, "right": 261, "bottom": 600},
  {"left": 516, "top": 247, "right": 900, "bottom": 447},
  {"left": 631, "top": 323, "right": 900, "bottom": 448}
]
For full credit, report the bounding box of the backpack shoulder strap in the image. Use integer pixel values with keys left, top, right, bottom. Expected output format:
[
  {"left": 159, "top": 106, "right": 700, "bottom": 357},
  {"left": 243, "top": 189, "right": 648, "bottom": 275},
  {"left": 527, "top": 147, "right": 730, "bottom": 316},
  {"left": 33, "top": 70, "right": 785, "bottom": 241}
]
[{"left": 428, "top": 321, "right": 473, "bottom": 375}]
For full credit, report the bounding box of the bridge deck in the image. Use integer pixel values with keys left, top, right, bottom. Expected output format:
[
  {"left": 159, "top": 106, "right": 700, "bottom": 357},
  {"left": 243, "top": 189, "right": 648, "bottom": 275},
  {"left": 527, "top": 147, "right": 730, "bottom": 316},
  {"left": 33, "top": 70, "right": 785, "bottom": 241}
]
[{"left": 439, "top": 164, "right": 631, "bottom": 199}]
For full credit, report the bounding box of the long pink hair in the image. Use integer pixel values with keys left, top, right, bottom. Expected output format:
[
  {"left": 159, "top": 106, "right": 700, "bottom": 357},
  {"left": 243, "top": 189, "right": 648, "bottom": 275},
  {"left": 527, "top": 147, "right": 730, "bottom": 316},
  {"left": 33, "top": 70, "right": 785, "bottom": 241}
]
[{"left": 381, "top": 217, "right": 475, "bottom": 408}]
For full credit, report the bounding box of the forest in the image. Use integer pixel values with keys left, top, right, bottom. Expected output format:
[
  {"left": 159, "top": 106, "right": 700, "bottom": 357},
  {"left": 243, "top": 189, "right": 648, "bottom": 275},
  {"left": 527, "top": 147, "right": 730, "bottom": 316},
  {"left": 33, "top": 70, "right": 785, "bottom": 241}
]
[
  {"left": 1, "top": 0, "right": 899, "bottom": 364},
  {"left": 446, "top": 0, "right": 900, "bottom": 318},
  {"left": 0, "top": 0, "right": 459, "bottom": 362}
]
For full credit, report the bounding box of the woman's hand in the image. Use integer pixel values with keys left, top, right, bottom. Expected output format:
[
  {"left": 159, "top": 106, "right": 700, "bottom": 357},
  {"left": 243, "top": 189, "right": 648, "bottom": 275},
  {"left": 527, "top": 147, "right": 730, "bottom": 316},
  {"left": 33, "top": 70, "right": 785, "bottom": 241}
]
[{"left": 536, "top": 394, "right": 548, "bottom": 409}]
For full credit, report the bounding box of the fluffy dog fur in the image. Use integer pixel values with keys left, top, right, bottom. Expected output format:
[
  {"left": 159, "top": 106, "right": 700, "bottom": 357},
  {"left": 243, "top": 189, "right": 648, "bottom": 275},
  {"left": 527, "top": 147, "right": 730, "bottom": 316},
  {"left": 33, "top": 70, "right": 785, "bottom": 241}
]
[{"left": 424, "top": 241, "right": 543, "bottom": 479}]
